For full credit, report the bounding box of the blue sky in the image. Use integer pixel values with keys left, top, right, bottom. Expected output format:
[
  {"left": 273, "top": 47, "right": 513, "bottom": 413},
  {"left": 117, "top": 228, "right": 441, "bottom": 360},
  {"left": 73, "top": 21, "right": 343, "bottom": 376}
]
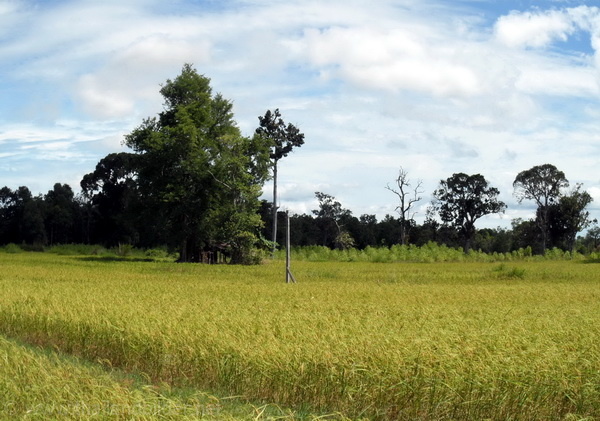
[{"left": 2, "top": 0, "right": 600, "bottom": 229}]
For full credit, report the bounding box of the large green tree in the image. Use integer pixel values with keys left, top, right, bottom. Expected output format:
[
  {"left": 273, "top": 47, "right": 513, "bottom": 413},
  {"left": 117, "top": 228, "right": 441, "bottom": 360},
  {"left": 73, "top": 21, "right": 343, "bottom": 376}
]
[
  {"left": 513, "top": 164, "right": 568, "bottom": 252},
  {"left": 432, "top": 173, "right": 506, "bottom": 253},
  {"left": 255, "top": 109, "right": 305, "bottom": 255},
  {"left": 547, "top": 184, "right": 594, "bottom": 252},
  {"left": 124, "top": 64, "right": 271, "bottom": 263}
]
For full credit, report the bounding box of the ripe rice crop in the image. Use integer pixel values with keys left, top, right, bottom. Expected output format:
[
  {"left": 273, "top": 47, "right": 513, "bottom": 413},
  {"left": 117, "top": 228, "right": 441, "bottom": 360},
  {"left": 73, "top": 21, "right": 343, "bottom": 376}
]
[
  {"left": 1, "top": 252, "right": 600, "bottom": 419},
  {"left": 0, "top": 334, "right": 308, "bottom": 420}
]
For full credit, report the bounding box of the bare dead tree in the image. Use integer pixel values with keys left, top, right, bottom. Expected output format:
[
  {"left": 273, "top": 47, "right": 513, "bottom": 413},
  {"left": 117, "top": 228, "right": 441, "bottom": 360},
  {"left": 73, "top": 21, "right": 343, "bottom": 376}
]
[{"left": 386, "top": 167, "right": 424, "bottom": 245}]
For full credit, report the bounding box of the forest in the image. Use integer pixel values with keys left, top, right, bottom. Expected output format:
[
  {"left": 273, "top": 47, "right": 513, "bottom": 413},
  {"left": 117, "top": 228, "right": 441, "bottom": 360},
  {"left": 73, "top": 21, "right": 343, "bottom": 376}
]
[{"left": 0, "top": 65, "right": 597, "bottom": 262}]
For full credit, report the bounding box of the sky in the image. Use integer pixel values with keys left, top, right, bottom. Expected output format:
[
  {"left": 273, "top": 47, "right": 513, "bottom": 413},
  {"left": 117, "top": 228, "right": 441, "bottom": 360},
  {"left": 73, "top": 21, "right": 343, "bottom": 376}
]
[{"left": 2, "top": 0, "right": 600, "bottom": 229}]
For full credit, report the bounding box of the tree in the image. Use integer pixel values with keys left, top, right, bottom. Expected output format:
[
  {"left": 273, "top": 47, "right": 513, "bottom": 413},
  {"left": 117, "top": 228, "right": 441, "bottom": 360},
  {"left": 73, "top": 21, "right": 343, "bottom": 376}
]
[
  {"left": 255, "top": 109, "right": 305, "bottom": 255},
  {"left": 80, "top": 152, "right": 140, "bottom": 246},
  {"left": 511, "top": 217, "right": 540, "bottom": 252},
  {"left": 583, "top": 224, "right": 600, "bottom": 251},
  {"left": 385, "top": 167, "right": 423, "bottom": 245},
  {"left": 312, "top": 192, "right": 354, "bottom": 249},
  {"left": 124, "top": 64, "right": 271, "bottom": 263},
  {"left": 0, "top": 186, "right": 47, "bottom": 246},
  {"left": 432, "top": 173, "right": 506, "bottom": 253},
  {"left": 547, "top": 184, "right": 594, "bottom": 252},
  {"left": 513, "top": 164, "right": 568, "bottom": 252},
  {"left": 44, "top": 183, "right": 77, "bottom": 245},
  {"left": 21, "top": 196, "right": 47, "bottom": 246},
  {"left": 352, "top": 214, "right": 378, "bottom": 248}
]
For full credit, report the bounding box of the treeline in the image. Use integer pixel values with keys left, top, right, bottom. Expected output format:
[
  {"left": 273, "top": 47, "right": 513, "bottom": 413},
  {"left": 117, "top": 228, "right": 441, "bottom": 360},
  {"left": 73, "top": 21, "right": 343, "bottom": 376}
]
[
  {"left": 2, "top": 181, "right": 597, "bottom": 259},
  {"left": 263, "top": 201, "right": 600, "bottom": 256},
  {"left": 263, "top": 163, "right": 597, "bottom": 256}
]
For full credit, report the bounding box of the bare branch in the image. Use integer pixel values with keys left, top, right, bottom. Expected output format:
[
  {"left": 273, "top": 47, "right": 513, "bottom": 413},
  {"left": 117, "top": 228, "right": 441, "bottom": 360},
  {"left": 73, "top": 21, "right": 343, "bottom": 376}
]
[{"left": 385, "top": 167, "right": 424, "bottom": 244}]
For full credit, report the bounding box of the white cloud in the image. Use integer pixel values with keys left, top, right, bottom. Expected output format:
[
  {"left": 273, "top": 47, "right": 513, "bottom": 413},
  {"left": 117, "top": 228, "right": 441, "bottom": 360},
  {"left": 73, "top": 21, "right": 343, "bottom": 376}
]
[
  {"left": 494, "top": 9, "right": 576, "bottom": 48},
  {"left": 295, "top": 26, "right": 481, "bottom": 97},
  {"left": 75, "top": 35, "right": 212, "bottom": 119}
]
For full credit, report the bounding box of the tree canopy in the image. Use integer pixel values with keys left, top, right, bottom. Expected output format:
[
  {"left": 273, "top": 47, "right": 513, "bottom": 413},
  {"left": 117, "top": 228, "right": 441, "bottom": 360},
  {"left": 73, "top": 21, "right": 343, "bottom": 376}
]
[
  {"left": 432, "top": 173, "right": 506, "bottom": 253},
  {"left": 105, "top": 64, "right": 269, "bottom": 263},
  {"left": 513, "top": 164, "right": 569, "bottom": 252}
]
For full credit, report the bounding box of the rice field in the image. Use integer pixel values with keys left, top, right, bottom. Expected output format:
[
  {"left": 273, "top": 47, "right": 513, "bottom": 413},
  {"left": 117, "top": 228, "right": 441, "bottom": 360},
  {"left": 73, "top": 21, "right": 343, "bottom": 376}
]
[
  {"left": 1, "top": 252, "right": 600, "bottom": 419},
  {"left": 0, "top": 335, "right": 230, "bottom": 419}
]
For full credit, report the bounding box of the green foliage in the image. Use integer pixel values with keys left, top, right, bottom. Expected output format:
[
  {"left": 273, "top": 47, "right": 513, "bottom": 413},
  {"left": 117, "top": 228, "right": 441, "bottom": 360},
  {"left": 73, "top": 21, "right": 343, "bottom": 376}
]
[
  {"left": 48, "top": 244, "right": 105, "bottom": 255},
  {"left": 432, "top": 173, "right": 506, "bottom": 253},
  {"left": 492, "top": 263, "right": 526, "bottom": 279},
  {"left": 255, "top": 108, "right": 305, "bottom": 162},
  {"left": 116, "top": 243, "right": 133, "bottom": 257},
  {"left": 274, "top": 243, "right": 589, "bottom": 263},
  {"left": 1, "top": 243, "right": 22, "bottom": 253},
  {"left": 513, "top": 164, "right": 569, "bottom": 251},
  {"left": 145, "top": 247, "right": 178, "bottom": 260}
]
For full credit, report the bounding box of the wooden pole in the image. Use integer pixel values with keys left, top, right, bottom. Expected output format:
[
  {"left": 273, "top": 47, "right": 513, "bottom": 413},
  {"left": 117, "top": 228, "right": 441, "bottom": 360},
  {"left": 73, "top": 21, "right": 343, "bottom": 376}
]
[{"left": 286, "top": 210, "right": 297, "bottom": 283}]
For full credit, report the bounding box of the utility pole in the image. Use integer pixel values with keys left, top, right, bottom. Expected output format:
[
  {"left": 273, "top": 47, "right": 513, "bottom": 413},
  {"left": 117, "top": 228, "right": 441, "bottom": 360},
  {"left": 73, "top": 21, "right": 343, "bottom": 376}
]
[
  {"left": 272, "top": 164, "right": 278, "bottom": 257},
  {"left": 285, "top": 211, "right": 297, "bottom": 283}
]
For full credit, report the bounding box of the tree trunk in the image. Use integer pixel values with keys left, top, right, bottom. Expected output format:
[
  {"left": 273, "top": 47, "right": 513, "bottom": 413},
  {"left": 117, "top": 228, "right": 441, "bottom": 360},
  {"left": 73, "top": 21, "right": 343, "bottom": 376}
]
[
  {"left": 271, "top": 162, "right": 278, "bottom": 257},
  {"left": 400, "top": 219, "right": 407, "bottom": 245},
  {"left": 464, "top": 237, "right": 471, "bottom": 254}
]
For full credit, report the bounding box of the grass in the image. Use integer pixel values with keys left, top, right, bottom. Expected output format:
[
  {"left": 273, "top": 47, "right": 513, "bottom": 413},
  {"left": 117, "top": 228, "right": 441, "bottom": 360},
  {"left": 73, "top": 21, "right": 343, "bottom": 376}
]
[{"left": 1, "top": 252, "right": 600, "bottom": 419}]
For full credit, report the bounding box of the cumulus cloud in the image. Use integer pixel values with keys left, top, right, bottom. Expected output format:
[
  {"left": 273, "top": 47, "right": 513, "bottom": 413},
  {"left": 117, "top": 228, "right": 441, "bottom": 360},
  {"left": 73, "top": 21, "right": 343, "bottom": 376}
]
[
  {"left": 494, "top": 9, "right": 576, "bottom": 48},
  {"left": 75, "top": 36, "right": 211, "bottom": 119},
  {"left": 494, "top": 6, "right": 600, "bottom": 52},
  {"left": 294, "top": 26, "right": 481, "bottom": 97}
]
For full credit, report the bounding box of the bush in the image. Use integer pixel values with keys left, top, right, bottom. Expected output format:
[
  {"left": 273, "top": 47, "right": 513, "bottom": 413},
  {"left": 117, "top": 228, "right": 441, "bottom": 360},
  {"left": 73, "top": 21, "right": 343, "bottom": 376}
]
[
  {"left": 116, "top": 244, "right": 133, "bottom": 257},
  {"left": 20, "top": 243, "right": 45, "bottom": 252},
  {"left": 48, "top": 244, "right": 105, "bottom": 256},
  {"left": 2, "top": 244, "right": 22, "bottom": 254}
]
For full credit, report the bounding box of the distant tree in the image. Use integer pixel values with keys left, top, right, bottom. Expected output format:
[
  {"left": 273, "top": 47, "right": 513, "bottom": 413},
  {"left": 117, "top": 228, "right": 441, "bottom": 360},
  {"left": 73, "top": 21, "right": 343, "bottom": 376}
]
[
  {"left": 0, "top": 186, "right": 23, "bottom": 244},
  {"left": 490, "top": 227, "right": 513, "bottom": 253},
  {"left": 583, "top": 224, "right": 600, "bottom": 251},
  {"left": 80, "top": 152, "right": 140, "bottom": 246},
  {"left": 312, "top": 192, "right": 354, "bottom": 249},
  {"left": 411, "top": 206, "right": 441, "bottom": 246},
  {"left": 353, "top": 214, "right": 378, "bottom": 248},
  {"left": 547, "top": 184, "right": 594, "bottom": 252},
  {"left": 513, "top": 164, "right": 568, "bottom": 252},
  {"left": 511, "top": 217, "right": 540, "bottom": 252},
  {"left": 377, "top": 214, "right": 402, "bottom": 247},
  {"left": 21, "top": 196, "right": 47, "bottom": 245},
  {"left": 432, "top": 173, "right": 506, "bottom": 253},
  {"left": 0, "top": 186, "right": 46, "bottom": 245},
  {"left": 255, "top": 109, "right": 305, "bottom": 255},
  {"left": 385, "top": 167, "right": 423, "bottom": 245},
  {"left": 288, "top": 213, "right": 321, "bottom": 246},
  {"left": 44, "top": 183, "right": 77, "bottom": 245}
]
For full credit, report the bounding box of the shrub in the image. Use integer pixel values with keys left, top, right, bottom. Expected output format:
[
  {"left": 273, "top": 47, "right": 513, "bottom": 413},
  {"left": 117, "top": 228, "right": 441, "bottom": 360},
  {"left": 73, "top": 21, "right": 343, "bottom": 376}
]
[{"left": 2, "top": 244, "right": 22, "bottom": 254}]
